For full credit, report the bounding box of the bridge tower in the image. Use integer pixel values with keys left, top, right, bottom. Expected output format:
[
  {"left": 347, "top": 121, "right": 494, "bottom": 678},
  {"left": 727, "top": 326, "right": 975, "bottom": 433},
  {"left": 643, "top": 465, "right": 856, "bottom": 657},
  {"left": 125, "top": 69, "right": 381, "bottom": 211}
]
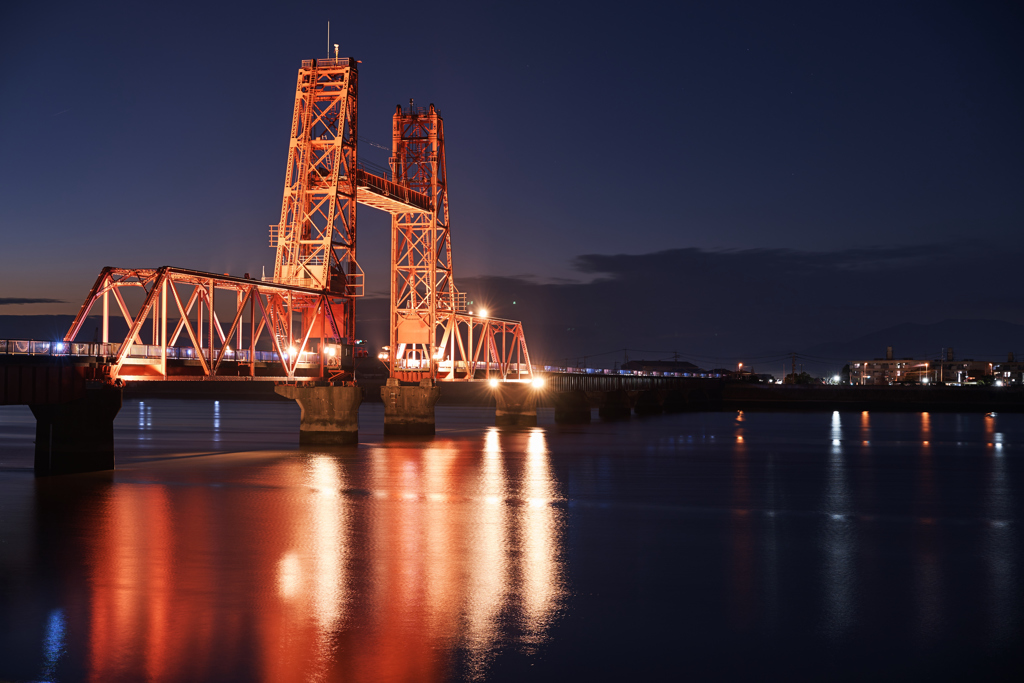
[
  {"left": 269, "top": 57, "right": 363, "bottom": 340},
  {"left": 388, "top": 103, "right": 458, "bottom": 381}
]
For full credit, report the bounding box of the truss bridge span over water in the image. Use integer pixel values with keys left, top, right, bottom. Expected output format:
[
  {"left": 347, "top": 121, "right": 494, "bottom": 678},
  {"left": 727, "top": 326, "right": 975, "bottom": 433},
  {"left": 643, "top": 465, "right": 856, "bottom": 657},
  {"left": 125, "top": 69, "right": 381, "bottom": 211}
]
[
  {"left": 6, "top": 54, "right": 558, "bottom": 472},
  {"left": 53, "top": 57, "right": 535, "bottom": 389}
]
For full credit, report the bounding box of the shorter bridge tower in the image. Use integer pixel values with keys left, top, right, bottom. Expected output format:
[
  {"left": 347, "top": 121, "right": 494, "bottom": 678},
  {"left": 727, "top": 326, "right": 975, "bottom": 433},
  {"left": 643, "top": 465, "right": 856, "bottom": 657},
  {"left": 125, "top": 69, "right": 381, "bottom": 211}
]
[{"left": 386, "top": 104, "right": 533, "bottom": 385}]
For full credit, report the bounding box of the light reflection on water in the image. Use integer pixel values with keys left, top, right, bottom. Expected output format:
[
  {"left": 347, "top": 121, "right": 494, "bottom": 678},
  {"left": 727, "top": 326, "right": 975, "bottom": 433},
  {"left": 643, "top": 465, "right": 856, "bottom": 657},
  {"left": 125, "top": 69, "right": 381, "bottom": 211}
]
[
  {"left": 0, "top": 402, "right": 1021, "bottom": 680},
  {"left": 73, "top": 429, "right": 564, "bottom": 682},
  {"left": 824, "top": 411, "right": 854, "bottom": 637}
]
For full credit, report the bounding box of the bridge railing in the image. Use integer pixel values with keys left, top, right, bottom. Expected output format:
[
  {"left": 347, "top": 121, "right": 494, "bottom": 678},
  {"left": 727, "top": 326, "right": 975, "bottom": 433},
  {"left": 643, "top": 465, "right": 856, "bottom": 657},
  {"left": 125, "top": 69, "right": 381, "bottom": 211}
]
[
  {"left": 0, "top": 339, "right": 319, "bottom": 366},
  {"left": 2, "top": 339, "right": 724, "bottom": 381},
  {"left": 355, "top": 169, "right": 432, "bottom": 212}
]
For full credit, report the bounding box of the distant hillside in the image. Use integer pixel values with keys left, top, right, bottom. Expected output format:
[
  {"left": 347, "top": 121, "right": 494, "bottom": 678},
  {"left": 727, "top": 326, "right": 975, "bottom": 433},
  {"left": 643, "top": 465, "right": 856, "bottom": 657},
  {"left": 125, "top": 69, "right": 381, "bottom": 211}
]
[
  {"left": 802, "top": 319, "right": 1024, "bottom": 365},
  {"left": 0, "top": 315, "right": 98, "bottom": 341}
]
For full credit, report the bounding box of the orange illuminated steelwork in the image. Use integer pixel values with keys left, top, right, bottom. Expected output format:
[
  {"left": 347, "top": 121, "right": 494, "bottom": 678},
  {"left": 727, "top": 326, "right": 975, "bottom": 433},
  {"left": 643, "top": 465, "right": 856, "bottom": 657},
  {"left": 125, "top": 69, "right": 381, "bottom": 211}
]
[
  {"left": 268, "top": 58, "right": 362, "bottom": 340},
  {"left": 63, "top": 55, "right": 535, "bottom": 385},
  {"left": 65, "top": 267, "right": 350, "bottom": 383},
  {"left": 385, "top": 104, "right": 534, "bottom": 383}
]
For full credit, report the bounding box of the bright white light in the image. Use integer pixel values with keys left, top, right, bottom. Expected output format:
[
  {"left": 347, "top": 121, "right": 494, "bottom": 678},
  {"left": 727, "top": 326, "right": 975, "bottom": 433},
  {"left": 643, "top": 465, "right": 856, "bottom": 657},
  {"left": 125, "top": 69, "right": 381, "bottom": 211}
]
[
  {"left": 289, "top": 346, "right": 298, "bottom": 357},
  {"left": 327, "top": 346, "right": 336, "bottom": 356},
  {"left": 922, "top": 378, "right": 929, "bottom": 384},
  {"left": 488, "top": 378, "right": 499, "bottom": 388},
  {"left": 832, "top": 375, "right": 840, "bottom": 383},
  {"left": 479, "top": 308, "right": 489, "bottom": 318},
  {"left": 54, "top": 342, "right": 64, "bottom": 351},
  {"left": 531, "top": 377, "right": 545, "bottom": 389},
  {"left": 995, "top": 380, "right": 1003, "bottom": 387}
]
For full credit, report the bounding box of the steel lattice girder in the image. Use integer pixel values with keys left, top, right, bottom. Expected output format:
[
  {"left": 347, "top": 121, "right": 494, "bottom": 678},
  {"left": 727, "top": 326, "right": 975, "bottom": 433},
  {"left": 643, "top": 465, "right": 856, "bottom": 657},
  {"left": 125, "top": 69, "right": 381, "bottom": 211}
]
[{"left": 64, "top": 267, "right": 350, "bottom": 382}]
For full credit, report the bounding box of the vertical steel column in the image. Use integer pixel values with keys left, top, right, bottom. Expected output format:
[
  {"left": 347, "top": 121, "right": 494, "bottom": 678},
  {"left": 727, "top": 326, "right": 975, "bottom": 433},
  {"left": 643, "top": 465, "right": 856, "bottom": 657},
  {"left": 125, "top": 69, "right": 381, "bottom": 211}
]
[
  {"left": 160, "top": 277, "right": 167, "bottom": 377},
  {"left": 208, "top": 279, "right": 214, "bottom": 367},
  {"left": 102, "top": 285, "right": 109, "bottom": 344}
]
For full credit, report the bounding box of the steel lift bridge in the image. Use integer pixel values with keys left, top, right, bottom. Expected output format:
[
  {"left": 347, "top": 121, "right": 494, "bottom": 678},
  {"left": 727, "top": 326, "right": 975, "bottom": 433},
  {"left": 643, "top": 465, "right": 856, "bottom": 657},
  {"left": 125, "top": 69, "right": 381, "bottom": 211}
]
[{"left": 63, "top": 57, "right": 536, "bottom": 388}]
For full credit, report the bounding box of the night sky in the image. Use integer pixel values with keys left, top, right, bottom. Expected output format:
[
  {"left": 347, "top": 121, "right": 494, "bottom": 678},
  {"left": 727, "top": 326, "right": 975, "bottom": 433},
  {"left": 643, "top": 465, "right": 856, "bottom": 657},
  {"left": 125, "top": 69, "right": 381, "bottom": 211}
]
[{"left": 1, "top": 1, "right": 1021, "bottom": 368}]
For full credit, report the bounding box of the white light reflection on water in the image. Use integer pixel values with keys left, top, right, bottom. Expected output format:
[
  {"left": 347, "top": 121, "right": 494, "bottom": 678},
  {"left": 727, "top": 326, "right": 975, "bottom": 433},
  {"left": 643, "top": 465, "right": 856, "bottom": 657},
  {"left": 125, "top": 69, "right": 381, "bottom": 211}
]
[
  {"left": 519, "top": 428, "right": 564, "bottom": 642},
  {"left": 824, "top": 411, "right": 854, "bottom": 637},
  {"left": 137, "top": 401, "right": 152, "bottom": 441},
  {"left": 762, "top": 451, "right": 779, "bottom": 632},
  {"left": 308, "top": 457, "right": 348, "bottom": 670},
  {"left": 40, "top": 608, "right": 66, "bottom": 681},
  {"left": 985, "top": 414, "right": 1015, "bottom": 646},
  {"left": 212, "top": 400, "right": 220, "bottom": 443},
  {"left": 463, "top": 428, "right": 509, "bottom": 677}
]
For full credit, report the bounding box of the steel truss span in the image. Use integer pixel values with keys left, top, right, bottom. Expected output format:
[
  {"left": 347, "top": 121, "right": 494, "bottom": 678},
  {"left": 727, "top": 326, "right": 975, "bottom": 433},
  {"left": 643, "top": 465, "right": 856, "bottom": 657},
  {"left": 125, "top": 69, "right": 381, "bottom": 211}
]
[
  {"left": 62, "top": 56, "right": 536, "bottom": 385},
  {"left": 64, "top": 267, "right": 352, "bottom": 383}
]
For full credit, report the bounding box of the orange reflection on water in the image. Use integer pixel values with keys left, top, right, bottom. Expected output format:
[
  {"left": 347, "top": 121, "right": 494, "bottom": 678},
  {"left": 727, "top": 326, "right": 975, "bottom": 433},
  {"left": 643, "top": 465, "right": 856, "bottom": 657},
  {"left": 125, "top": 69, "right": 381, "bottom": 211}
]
[
  {"left": 520, "top": 429, "right": 562, "bottom": 638},
  {"left": 730, "top": 434, "right": 754, "bottom": 630},
  {"left": 82, "top": 432, "right": 564, "bottom": 681}
]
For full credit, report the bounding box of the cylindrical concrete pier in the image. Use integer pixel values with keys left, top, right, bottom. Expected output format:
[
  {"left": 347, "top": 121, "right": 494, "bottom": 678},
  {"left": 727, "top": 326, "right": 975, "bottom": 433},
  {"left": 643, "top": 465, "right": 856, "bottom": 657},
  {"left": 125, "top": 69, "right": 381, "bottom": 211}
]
[
  {"left": 381, "top": 378, "right": 441, "bottom": 436},
  {"left": 31, "top": 383, "right": 122, "bottom": 476},
  {"left": 275, "top": 384, "right": 362, "bottom": 445},
  {"left": 598, "top": 389, "right": 632, "bottom": 421},
  {"left": 553, "top": 390, "right": 592, "bottom": 424},
  {"left": 633, "top": 390, "right": 664, "bottom": 416},
  {"left": 493, "top": 382, "right": 539, "bottom": 427}
]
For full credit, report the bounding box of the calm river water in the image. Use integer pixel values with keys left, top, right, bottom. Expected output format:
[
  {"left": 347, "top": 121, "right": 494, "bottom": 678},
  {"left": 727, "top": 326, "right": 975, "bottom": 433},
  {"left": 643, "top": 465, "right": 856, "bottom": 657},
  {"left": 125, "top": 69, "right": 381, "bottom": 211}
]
[{"left": 0, "top": 401, "right": 1022, "bottom": 681}]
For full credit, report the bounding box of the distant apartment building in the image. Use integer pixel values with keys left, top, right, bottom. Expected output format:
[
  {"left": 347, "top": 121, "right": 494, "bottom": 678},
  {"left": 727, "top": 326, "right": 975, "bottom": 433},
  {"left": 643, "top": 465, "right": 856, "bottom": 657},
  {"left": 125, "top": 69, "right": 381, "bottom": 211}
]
[
  {"left": 851, "top": 347, "right": 997, "bottom": 385},
  {"left": 993, "top": 352, "right": 1024, "bottom": 386}
]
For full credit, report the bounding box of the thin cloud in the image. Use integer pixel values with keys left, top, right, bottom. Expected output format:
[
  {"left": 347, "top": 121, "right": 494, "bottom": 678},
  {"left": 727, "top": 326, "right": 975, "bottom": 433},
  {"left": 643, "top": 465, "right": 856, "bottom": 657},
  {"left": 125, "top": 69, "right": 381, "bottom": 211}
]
[{"left": 0, "top": 297, "right": 66, "bottom": 305}]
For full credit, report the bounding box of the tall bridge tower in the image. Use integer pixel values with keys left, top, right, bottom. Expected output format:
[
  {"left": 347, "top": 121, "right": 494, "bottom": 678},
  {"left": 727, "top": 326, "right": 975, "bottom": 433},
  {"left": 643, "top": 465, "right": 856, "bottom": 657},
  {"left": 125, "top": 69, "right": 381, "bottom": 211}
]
[
  {"left": 385, "top": 102, "right": 532, "bottom": 383},
  {"left": 269, "top": 57, "right": 363, "bottom": 340},
  {"left": 388, "top": 103, "right": 457, "bottom": 378}
]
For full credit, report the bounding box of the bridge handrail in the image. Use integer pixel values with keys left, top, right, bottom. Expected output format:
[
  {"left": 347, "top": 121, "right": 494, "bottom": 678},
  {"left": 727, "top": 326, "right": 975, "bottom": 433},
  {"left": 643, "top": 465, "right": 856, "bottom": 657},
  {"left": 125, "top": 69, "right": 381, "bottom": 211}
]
[
  {"left": 355, "top": 169, "right": 432, "bottom": 211},
  {"left": 2, "top": 339, "right": 727, "bottom": 379}
]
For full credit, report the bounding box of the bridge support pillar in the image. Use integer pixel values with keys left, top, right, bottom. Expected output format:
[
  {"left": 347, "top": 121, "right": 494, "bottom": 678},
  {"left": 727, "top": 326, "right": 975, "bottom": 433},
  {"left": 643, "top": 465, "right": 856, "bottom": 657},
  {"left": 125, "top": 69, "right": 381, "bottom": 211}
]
[
  {"left": 31, "top": 383, "right": 122, "bottom": 476},
  {"left": 275, "top": 384, "right": 362, "bottom": 445},
  {"left": 553, "top": 390, "right": 591, "bottom": 424},
  {"left": 494, "top": 382, "right": 538, "bottom": 427},
  {"left": 598, "top": 389, "right": 632, "bottom": 421},
  {"left": 382, "top": 378, "right": 440, "bottom": 436},
  {"left": 633, "top": 390, "right": 664, "bottom": 416},
  {"left": 662, "top": 389, "right": 687, "bottom": 413}
]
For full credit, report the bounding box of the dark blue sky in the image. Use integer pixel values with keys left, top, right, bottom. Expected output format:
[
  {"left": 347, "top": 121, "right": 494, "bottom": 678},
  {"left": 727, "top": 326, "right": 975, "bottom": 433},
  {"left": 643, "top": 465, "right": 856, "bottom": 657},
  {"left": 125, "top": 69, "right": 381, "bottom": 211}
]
[{"left": 1, "top": 1, "right": 1021, "bottom": 362}]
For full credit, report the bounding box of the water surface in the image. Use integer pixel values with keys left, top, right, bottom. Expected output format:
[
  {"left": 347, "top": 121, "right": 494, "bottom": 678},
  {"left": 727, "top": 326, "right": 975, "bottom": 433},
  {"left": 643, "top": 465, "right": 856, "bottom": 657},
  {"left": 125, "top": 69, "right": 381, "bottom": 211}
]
[{"left": 1, "top": 402, "right": 1021, "bottom": 681}]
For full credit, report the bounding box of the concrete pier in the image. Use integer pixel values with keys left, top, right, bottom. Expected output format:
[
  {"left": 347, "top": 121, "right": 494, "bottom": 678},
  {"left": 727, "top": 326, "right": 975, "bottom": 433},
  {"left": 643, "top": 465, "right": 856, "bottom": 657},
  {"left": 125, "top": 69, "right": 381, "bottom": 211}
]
[
  {"left": 275, "top": 384, "right": 362, "bottom": 445},
  {"left": 598, "top": 389, "right": 633, "bottom": 421},
  {"left": 381, "top": 377, "right": 440, "bottom": 436},
  {"left": 633, "top": 390, "right": 664, "bottom": 416},
  {"left": 494, "top": 382, "right": 539, "bottom": 427},
  {"left": 553, "top": 390, "right": 592, "bottom": 424},
  {"left": 31, "top": 384, "right": 122, "bottom": 476}
]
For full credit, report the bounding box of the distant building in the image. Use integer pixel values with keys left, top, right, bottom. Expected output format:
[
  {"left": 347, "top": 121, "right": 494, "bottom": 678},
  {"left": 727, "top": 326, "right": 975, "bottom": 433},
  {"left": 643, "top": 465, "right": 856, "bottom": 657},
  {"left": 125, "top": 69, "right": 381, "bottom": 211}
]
[
  {"left": 850, "top": 346, "right": 996, "bottom": 385},
  {"left": 622, "top": 360, "right": 702, "bottom": 374},
  {"left": 993, "top": 352, "right": 1024, "bottom": 386}
]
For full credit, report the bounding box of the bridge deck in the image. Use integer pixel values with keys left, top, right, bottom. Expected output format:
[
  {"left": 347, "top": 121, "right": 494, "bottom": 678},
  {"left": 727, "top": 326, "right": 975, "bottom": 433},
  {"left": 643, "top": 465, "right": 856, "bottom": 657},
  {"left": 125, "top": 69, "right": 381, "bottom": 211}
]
[{"left": 355, "top": 169, "right": 432, "bottom": 214}]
